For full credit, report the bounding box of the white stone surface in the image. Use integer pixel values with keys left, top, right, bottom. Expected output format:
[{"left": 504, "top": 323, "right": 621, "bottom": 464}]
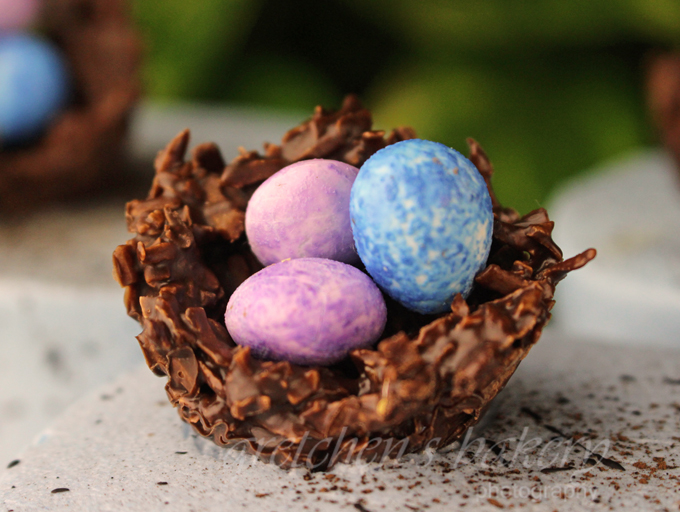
[
  {"left": 2, "top": 330, "right": 679, "bottom": 511},
  {"left": 549, "top": 149, "right": 680, "bottom": 346}
]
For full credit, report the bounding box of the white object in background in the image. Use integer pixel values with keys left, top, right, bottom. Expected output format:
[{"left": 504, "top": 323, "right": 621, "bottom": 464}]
[{"left": 549, "top": 148, "right": 680, "bottom": 346}]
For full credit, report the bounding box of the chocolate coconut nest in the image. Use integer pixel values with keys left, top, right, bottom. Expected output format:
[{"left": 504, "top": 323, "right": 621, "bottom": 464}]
[
  {"left": 113, "top": 95, "right": 595, "bottom": 470},
  {"left": 0, "top": 0, "right": 140, "bottom": 211}
]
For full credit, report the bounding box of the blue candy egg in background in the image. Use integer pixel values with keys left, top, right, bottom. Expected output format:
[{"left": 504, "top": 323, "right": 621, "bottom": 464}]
[
  {"left": 350, "top": 139, "right": 493, "bottom": 314},
  {"left": 0, "top": 34, "right": 70, "bottom": 146}
]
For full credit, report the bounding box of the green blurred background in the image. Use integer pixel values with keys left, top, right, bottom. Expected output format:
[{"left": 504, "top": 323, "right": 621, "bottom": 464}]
[{"left": 131, "top": 0, "right": 680, "bottom": 214}]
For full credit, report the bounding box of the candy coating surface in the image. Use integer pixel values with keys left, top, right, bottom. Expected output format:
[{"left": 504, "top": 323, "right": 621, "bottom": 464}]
[
  {"left": 0, "top": 34, "right": 70, "bottom": 145},
  {"left": 225, "top": 258, "right": 387, "bottom": 366},
  {"left": 350, "top": 139, "right": 493, "bottom": 314},
  {"left": 245, "top": 159, "right": 360, "bottom": 266}
]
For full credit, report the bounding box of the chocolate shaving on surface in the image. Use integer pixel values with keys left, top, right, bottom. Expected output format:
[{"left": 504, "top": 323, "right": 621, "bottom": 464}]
[
  {"left": 114, "top": 96, "right": 595, "bottom": 470},
  {"left": 0, "top": 0, "right": 140, "bottom": 211}
]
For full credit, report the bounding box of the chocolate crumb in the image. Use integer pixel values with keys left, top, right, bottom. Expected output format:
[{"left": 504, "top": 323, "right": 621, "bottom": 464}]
[
  {"left": 663, "top": 377, "right": 680, "bottom": 385},
  {"left": 51, "top": 488, "right": 70, "bottom": 494},
  {"left": 174, "top": 451, "right": 187, "bottom": 455},
  {"left": 588, "top": 454, "right": 625, "bottom": 471},
  {"left": 520, "top": 407, "right": 543, "bottom": 423},
  {"left": 546, "top": 424, "right": 625, "bottom": 471},
  {"left": 653, "top": 457, "right": 668, "bottom": 470},
  {"left": 540, "top": 465, "right": 575, "bottom": 474},
  {"left": 544, "top": 425, "right": 566, "bottom": 437},
  {"left": 7, "top": 460, "right": 20, "bottom": 469},
  {"left": 157, "top": 482, "right": 168, "bottom": 485},
  {"left": 485, "top": 440, "right": 511, "bottom": 467},
  {"left": 353, "top": 501, "right": 372, "bottom": 512}
]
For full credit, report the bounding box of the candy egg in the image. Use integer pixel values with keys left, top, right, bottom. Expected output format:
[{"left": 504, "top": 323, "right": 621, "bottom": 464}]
[
  {"left": 350, "top": 139, "right": 493, "bottom": 314},
  {"left": 0, "top": 0, "right": 40, "bottom": 32},
  {"left": 245, "top": 159, "right": 360, "bottom": 266},
  {"left": 225, "top": 258, "right": 387, "bottom": 366},
  {"left": 0, "top": 34, "right": 70, "bottom": 145}
]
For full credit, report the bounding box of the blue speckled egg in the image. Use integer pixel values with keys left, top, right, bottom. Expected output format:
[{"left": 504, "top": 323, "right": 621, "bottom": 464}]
[
  {"left": 0, "top": 34, "right": 70, "bottom": 145},
  {"left": 350, "top": 139, "right": 493, "bottom": 314}
]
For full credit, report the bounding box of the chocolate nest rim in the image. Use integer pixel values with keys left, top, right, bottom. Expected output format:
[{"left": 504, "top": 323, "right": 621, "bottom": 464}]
[
  {"left": 0, "top": 0, "right": 140, "bottom": 210},
  {"left": 113, "top": 95, "right": 596, "bottom": 470}
]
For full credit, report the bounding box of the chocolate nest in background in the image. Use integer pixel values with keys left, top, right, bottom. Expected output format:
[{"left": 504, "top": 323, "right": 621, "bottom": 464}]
[
  {"left": 647, "top": 52, "right": 680, "bottom": 175},
  {"left": 113, "top": 96, "right": 595, "bottom": 470},
  {"left": 0, "top": 0, "right": 140, "bottom": 211}
]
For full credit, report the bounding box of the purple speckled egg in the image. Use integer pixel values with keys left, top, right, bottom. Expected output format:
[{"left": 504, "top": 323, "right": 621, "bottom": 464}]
[
  {"left": 225, "top": 258, "right": 387, "bottom": 366},
  {"left": 245, "top": 159, "right": 360, "bottom": 266}
]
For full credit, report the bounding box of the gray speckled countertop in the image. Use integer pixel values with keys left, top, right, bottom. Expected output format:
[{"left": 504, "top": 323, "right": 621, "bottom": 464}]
[{"left": 2, "top": 330, "right": 679, "bottom": 512}]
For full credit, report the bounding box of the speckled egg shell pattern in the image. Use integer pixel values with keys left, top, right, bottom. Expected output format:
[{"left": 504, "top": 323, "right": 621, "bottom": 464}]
[
  {"left": 225, "top": 258, "right": 387, "bottom": 366},
  {"left": 350, "top": 139, "right": 493, "bottom": 314},
  {"left": 245, "top": 159, "right": 360, "bottom": 266}
]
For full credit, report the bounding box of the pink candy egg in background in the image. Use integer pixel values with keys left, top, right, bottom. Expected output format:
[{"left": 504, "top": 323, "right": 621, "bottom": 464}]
[{"left": 0, "top": 0, "right": 41, "bottom": 32}]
